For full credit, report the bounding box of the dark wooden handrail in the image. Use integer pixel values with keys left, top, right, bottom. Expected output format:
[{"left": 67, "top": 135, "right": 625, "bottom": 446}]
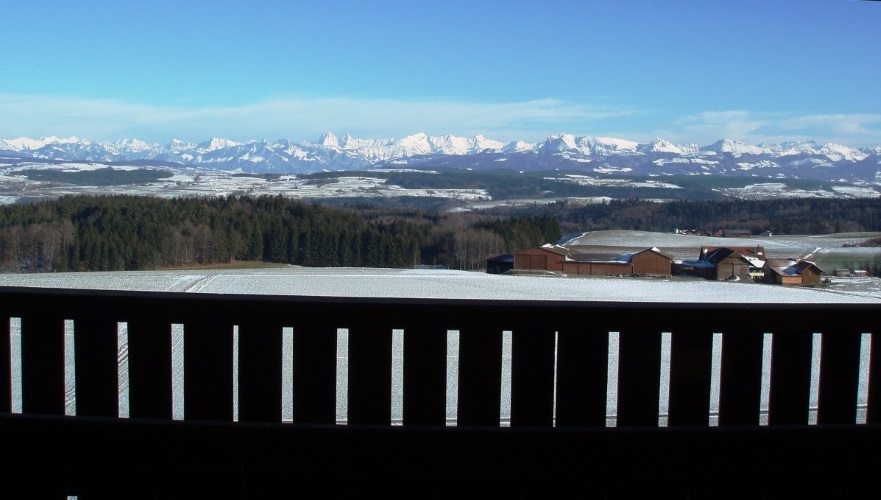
[{"left": 0, "top": 285, "right": 879, "bottom": 498}]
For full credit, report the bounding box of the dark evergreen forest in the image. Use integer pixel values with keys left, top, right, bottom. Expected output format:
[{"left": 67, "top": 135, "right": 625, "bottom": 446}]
[
  {"left": 0, "top": 195, "right": 559, "bottom": 272},
  {"left": 546, "top": 197, "right": 881, "bottom": 235},
  {"left": 0, "top": 194, "right": 878, "bottom": 273}
]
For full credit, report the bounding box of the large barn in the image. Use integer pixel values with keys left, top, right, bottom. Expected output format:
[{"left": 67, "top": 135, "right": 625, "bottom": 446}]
[{"left": 508, "top": 244, "right": 672, "bottom": 277}]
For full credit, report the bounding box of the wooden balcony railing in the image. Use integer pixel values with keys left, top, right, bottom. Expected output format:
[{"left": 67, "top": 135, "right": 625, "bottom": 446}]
[{"left": 0, "top": 285, "right": 879, "bottom": 498}]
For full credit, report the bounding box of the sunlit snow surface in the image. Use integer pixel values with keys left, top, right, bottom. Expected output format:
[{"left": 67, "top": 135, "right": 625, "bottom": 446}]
[
  {"left": 2, "top": 267, "right": 879, "bottom": 426},
  {"left": 1, "top": 266, "right": 879, "bottom": 302}
]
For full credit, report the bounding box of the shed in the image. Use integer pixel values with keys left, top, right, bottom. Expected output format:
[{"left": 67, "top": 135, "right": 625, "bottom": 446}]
[
  {"left": 762, "top": 258, "right": 825, "bottom": 286},
  {"left": 513, "top": 245, "right": 569, "bottom": 274},
  {"left": 485, "top": 253, "right": 514, "bottom": 274},
  {"left": 628, "top": 248, "right": 674, "bottom": 276}
]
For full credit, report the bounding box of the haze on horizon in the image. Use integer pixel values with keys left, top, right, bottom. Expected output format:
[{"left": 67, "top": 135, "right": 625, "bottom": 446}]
[{"left": 1, "top": 0, "right": 880, "bottom": 149}]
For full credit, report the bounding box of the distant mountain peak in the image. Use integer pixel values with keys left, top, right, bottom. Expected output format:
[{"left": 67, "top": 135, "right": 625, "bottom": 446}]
[
  {"left": 638, "top": 138, "right": 683, "bottom": 154},
  {"left": 0, "top": 133, "right": 877, "bottom": 182},
  {"left": 701, "top": 139, "right": 770, "bottom": 156},
  {"left": 319, "top": 132, "right": 340, "bottom": 148},
  {"left": 198, "top": 137, "right": 241, "bottom": 152},
  {"left": 115, "top": 138, "right": 153, "bottom": 152},
  {"left": 2, "top": 135, "right": 83, "bottom": 150},
  {"left": 503, "top": 140, "right": 537, "bottom": 153}
]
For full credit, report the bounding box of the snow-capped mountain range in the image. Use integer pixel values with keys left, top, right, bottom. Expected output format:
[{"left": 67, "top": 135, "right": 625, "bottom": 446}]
[{"left": 2, "top": 133, "right": 880, "bottom": 182}]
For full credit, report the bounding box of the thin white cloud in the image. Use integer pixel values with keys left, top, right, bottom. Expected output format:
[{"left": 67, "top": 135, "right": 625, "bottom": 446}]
[
  {"left": 670, "top": 110, "right": 881, "bottom": 148},
  {"left": 0, "top": 94, "right": 638, "bottom": 145},
  {"left": 779, "top": 114, "right": 881, "bottom": 136},
  {"left": 673, "top": 111, "right": 771, "bottom": 145},
  {"left": 5, "top": 95, "right": 879, "bottom": 148}
]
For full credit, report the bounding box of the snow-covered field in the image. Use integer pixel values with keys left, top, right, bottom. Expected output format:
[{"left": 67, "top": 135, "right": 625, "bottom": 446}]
[
  {"left": 712, "top": 181, "right": 881, "bottom": 200},
  {"left": 1, "top": 265, "right": 879, "bottom": 302},
  {"left": 0, "top": 162, "right": 492, "bottom": 205},
  {"left": 2, "top": 160, "right": 879, "bottom": 208},
  {"left": 1, "top": 228, "right": 879, "bottom": 301}
]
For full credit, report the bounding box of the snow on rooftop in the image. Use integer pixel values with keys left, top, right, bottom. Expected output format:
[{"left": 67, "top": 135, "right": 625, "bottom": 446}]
[
  {"left": 0, "top": 267, "right": 878, "bottom": 304},
  {"left": 743, "top": 256, "right": 765, "bottom": 267}
]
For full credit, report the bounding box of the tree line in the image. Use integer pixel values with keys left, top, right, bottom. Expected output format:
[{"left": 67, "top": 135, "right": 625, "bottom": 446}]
[
  {"left": 0, "top": 195, "right": 560, "bottom": 273},
  {"left": 504, "top": 197, "right": 881, "bottom": 236},
  {"left": 1, "top": 194, "right": 879, "bottom": 274}
]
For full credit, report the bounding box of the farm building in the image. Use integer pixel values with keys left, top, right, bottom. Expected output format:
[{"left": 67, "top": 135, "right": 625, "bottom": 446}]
[
  {"left": 509, "top": 244, "right": 672, "bottom": 277},
  {"left": 673, "top": 245, "right": 767, "bottom": 281},
  {"left": 762, "top": 258, "right": 824, "bottom": 286},
  {"left": 484, "top": 253, "right": 514, "bottom": 275},
  {"left": 511, "top": 245, "right": 570, "bottom": 274},
  {"left": 710, "top": 228, "right": 754, "bottom": 238}
]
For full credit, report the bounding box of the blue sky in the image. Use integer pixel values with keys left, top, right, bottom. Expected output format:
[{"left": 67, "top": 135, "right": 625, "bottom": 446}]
[{"left": 2, "top": 0, "right": 880, "bottom": 148}]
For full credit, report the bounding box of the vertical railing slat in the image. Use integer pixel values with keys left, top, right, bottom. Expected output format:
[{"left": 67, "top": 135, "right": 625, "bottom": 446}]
[
  {"left": 238, "top": 318, "right": 283, "bottom": 423},
  {"left": 402, "top": 325, "right": 447, "bottom": 426},
  {"left": 457, "top": 327, "right": 503, "bottom": 426},
  {"left": 869, "top": 331, "right": 881, "bottom": 424},
  {"left": 768, "top": 329, "right": 814, "bottom": 426},
  {"left": 347, "top": 324, "right": 393, "bottom": 425},
  {"left": 555, "top": 328, "right": 609, "bottom": 427},
  {"left": 183, "top": 317, "right": 234, "bottom": 421},
  {"left": 127, "top": 317, "right": 173, "bottom": 419},
  {"left": 668, "top": 327, "right": 713, "bottom": 427},
  {"left": 817, "top": 329, "right": 863, "bottom": 424},
  {"left": 510, "top": 327, "right": 556, "bottom": 427},
  {"left": 616, "top": 328, "right": 662, "bottom": 427},
  {"left": 73, "top": 316, "right": 119, "bottom": 417},
  {"left": 292, "top": 321, "right": 338, "bottom": 424},
  {"left": 0, "top": 314, "right": 10, "bottom": 413},
  {"left": 718, "top": 329, "right": 765, "bottom": 426},
  {"left": 20, "top": 314, "right": 66, "bottom": 415}
]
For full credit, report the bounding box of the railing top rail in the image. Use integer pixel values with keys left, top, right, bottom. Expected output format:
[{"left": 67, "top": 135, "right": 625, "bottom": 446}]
[{"left": 1, "top": 284, "right": 879, "bottom": 311}]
